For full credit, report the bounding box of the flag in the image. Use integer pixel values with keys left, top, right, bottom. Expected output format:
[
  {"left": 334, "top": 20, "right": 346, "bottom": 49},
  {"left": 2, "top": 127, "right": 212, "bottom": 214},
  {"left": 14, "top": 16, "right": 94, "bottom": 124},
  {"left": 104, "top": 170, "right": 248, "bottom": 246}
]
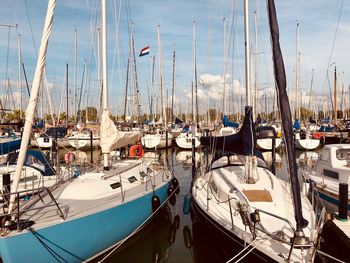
[{"left": 139, "top": 46, "right": 150, "bottom": 57}]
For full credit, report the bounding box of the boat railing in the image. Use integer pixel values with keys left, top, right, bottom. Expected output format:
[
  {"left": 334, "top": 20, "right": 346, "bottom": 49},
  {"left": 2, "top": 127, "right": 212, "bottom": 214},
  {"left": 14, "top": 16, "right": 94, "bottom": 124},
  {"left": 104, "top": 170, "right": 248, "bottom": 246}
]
[
  {"left": 0, "top": 186, "right": 65, "bottom": 232},
  {"left": 307, "top": 181, "right": 327, "bottom": 230},
  {"left": 214, "top": 187, "right": 318, "bottom": 259}
]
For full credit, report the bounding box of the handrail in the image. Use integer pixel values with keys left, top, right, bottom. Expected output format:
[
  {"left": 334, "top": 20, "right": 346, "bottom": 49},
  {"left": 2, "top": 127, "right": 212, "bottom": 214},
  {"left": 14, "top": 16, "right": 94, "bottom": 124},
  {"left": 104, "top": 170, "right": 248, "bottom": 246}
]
[
  {"left": 0, "top": 186, "right": 65, "bottom": 232},
  {"left": 206, "top": 178, "right": 317, "bottom": 259}
]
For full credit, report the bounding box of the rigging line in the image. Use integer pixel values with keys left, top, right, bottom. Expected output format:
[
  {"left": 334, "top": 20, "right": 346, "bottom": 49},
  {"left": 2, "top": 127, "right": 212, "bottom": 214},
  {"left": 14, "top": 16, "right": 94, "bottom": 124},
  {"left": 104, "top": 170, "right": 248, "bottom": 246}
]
[
  {"left": 97, "top": 180, "right": 181, "bottom": 263},
  {"left": 226, "top": 0, "right": 235, "bottom": 59},
  {"left": 321, "top": 0, "right": 344, "bottom": 110},
  {"left": 3, "top": 26, "right": 13, "bottom": 112},
  {"left": 113, "top": 0, "right": 124, "bottom": 116},
  {"left": 205, "top": 0, "right": 211, "bottom": 123},
  {"left": 24, "top": 0, "right": 38, "bottom": 56},
  {"left": 30, "top": 230, "right": 65, "bottom": 263},
  {"left": 29, "top": 228, "right": 84, "bottom": 262},
  {"left": 229, "top": 240, "right": 264, "bottom": 263}
]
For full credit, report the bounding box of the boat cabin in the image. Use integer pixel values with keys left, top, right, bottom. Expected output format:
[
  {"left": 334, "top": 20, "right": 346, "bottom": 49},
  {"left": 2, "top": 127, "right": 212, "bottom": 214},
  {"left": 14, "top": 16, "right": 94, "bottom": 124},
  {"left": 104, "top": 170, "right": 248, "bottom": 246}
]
[{"left": 313, "top": 144, "right": 350, "bottom": 184}]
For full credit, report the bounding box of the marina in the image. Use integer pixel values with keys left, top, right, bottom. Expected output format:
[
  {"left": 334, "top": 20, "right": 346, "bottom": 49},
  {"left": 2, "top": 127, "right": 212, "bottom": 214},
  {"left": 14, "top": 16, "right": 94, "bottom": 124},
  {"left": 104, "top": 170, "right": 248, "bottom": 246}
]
[{"left": 1, "top": 0, "right": 350, "bottom": 262}]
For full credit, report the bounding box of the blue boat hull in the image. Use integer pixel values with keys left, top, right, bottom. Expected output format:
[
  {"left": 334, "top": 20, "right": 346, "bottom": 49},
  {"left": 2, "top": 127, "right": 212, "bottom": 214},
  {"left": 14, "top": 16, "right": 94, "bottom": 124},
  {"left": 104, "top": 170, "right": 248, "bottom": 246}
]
[
  {"left": 0, "top": 183, "right": 169, "bottom": 263},
  {"left": 0, "top": 137, "right": 21, "bottom": 155}
]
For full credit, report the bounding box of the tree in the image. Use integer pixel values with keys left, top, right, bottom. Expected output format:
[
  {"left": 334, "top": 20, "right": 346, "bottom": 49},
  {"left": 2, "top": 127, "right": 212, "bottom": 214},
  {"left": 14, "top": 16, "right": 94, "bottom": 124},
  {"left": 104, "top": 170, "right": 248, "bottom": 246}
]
[{"left": 208, "top": 108, "right": 217, "bottom": 122}]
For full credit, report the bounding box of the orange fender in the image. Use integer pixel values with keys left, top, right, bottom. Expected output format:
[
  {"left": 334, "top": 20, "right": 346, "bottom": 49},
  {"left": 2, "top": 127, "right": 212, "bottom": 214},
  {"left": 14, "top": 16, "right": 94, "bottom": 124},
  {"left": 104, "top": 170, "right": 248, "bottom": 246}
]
[{"left": 129, "top": 145, "right": 144, "bottom": 157}]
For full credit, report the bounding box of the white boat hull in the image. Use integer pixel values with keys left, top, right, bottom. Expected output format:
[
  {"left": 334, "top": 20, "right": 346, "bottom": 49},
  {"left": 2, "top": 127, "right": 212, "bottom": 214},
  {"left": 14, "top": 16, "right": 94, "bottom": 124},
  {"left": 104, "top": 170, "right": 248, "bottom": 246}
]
[
  {"left": 175, "top": 133, "right": 200, "bottom": 149},
  {"left": 32, "top": 137, "right": 71, "bottom": 148},
  {"left": 141, "top": 133, "right": 173, "bottom": 149},
  {"left": 68, "top": 133, "right": 100, "bottom": 149},
  {"left": 295, "top": 138, "right": 320, "bottom": 150},
  {"left": 192, "top": 162, "right": 317, "bottom": 262},
  {"left": 256, "top": 138, "right": 281, "bottom": 151}
]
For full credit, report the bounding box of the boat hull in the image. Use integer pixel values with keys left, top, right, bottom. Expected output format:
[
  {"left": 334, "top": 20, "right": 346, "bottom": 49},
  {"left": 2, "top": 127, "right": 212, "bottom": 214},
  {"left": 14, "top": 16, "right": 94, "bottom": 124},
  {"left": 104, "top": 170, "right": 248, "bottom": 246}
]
[
  {"left": 32, "top": 137, "right": 71, "bottom": 148},
  {"left": 175, "top": 134, "right": 200, "bottom": 149},
  {"left": 191, "top": 199, "right": 277, "bottom": 263},
  {"left": 295, "top": 138, "right": 320, "bottom": 150},
  {"left": 0, "top": 137, "right": 21, "bottom": 155},
  {"left": 68, "top": 135, "right": 100, "bottom": 149},
  {"left": 308, "top": 181, "right": 350, "bottom": 216},
  {"left": 141, "top": 133, "right": 173, "bottom": 149},
  {"left": 0, "top": 184, "right": 169, "bottom": 263},
  {"left": 256, "top": 138, "right": 281, "bottom": 151}
]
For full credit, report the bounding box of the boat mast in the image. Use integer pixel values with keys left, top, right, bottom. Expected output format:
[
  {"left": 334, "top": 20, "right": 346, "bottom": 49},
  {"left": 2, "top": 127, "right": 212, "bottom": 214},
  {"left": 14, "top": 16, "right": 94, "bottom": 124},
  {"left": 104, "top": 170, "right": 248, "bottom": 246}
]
[
  {"left": 101, "top": 0, "right": 109, "bottom": 170},
  {"left": 97, "top": 28, "right": 102, "bottom": 120},
  {"left": 17, "top": 33, "right": 23, "bottom": 120},
  {"left": 66, "top": 63, "right": 69, "bottom": 124},
  {"left": 131, "top": 28, "right": 141, "bottom": 123},
  {"left": 123, "top": 58, "right": 129, "bottom": 121},
  {"left": 308, "top": 69, "right": 314, "bottom": 120},
  {"left": 157, "top": 25, "right": 166, "bottom": 126},
  {"left": 171, "top": 44, "right": 176, "bottom": 122},
  {"left": 253, "top": 10, "right": 259, "bottom": 120},
  {"left": 151, "top": 55, "right": 155, "bottom": 124},
  {"left": 341, "top": 75, "right": 345, "bottom": 119},
  {"left": 296, "top": 21, "right": 301, "bottom": 121},
  {"left": 193, "top": 19, "right": 198, "bottom": 123},
  {"left": 191, "top": 82, "right": 194, "bottom": 121},
  {"left": 334, "top": 66, "right": 337, "bottom": 125},
  {"left": 244, "top": 0, "right": 251, "bottom": 107},
  {"left": 223, "top": 17, "right": 227, "bottom": 115},
  {"left": 73, "top": 28, "right": 77, "bottom": 125}
]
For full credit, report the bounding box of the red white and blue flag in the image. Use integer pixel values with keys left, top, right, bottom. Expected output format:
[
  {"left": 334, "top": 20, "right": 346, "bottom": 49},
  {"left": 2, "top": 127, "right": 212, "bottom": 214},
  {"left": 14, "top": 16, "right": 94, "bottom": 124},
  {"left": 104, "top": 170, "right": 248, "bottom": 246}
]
[{"left": 139, "top": 46, "right": 150, "bottom": 57}]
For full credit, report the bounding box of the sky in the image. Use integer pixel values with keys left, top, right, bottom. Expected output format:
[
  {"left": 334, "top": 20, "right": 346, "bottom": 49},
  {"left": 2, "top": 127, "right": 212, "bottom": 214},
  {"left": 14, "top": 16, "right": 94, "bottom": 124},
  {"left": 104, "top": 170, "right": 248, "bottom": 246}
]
[{"left": 0, "top": 0, "right": 349, "bottom": 119}]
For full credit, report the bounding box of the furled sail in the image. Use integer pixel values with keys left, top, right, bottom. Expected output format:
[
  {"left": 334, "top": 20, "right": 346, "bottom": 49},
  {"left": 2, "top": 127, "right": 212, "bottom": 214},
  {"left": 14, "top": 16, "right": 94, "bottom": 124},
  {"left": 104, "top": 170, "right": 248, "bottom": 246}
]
[
  {"left": 200, "top": 106, "right": 263, "bottom": 162},
  {"left": 267, "top": 0, "right": 307, "bottom": 231},
  {"left": 8, "top": 0, "right": 56, "bottom": 214},
  {"left": 100, "top": 110, "right": 141, "bottom": 153}
]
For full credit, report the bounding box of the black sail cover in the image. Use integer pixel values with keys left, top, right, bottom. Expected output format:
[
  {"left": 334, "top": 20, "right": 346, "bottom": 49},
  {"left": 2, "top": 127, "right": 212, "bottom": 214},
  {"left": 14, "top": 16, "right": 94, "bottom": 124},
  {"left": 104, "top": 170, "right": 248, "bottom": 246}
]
[
  {"left": 201, "top": 106, "right": 263, "bottom": 161},
  {"left": 267, "top": 0, "right": 307, "bottom": 231}
]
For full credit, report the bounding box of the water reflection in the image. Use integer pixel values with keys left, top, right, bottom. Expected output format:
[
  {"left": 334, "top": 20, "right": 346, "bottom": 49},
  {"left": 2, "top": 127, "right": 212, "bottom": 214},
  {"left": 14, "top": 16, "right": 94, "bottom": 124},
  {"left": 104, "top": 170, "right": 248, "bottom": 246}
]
[
  {"left": 93, "top": 207, "right": 178, "bottom": 263},
  {"left": 57, "top": 148, "right": 102, "bottom": 165}
]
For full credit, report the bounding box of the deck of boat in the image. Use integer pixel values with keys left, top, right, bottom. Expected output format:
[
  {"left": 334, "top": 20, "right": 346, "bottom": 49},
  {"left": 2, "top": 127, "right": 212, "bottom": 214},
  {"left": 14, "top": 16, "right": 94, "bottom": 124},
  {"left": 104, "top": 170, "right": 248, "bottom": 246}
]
[
  {"left": 2, "top": 158, "right": 169, "bottom": 236},
  {"left": 332, "top": 217, "right": 350, "bottom": 238}
]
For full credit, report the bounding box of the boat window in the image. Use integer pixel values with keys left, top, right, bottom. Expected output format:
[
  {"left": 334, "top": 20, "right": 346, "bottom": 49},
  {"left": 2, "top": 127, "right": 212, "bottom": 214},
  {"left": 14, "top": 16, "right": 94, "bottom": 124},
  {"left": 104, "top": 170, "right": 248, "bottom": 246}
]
[
  {"left": 25, "top": 155, "right": 43, "bottom": 166},
  {"left": 110, "top": 182, "right": 121, "bottom": 189},
  {"left": 336, "top": 149, "right": 350, "bottom": 161},
  {"left": 128, "top": 176, "right": 137, "bottom": 183},
  {"left": 323, "top": 169, "right": 339, "bottom": 180},
  {"left": 319, "top": 149, "right": 329, "bottom": 161}
]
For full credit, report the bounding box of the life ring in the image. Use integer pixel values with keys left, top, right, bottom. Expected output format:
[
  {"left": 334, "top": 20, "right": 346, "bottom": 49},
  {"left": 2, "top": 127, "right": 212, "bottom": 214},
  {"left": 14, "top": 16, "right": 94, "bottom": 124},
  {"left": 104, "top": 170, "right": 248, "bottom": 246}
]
[
  {"left": 64, "top": 152, "right": 75, "bottom": 164},
  {"left": 129, "top": 144, "right": 144, "bottom": 157}
]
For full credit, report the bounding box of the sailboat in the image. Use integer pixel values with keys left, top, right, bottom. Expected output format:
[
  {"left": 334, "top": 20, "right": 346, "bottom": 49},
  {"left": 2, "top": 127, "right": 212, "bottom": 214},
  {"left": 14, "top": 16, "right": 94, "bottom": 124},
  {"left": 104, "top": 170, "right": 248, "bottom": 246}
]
[
  {"left": 0, "top": 149, "right": 58, "bottom": 199},
  {"left": 141, "top": 25, "right": 173, "bottom": 150},
  {"left": 175, "top": 20, "right": 201, "bottom": 150},
  {"left": 293, "top": 22, "right": 320, "bottom": 151},
  {"left": 0, "top": 1, "right": 174, "bottom": 262},
  {"left": 191, "top": 0, "right": 322, "bottom": 261},
  {"left": 31, "top": 126, "right": 71, "bottom": 149},
  {"left": 67, "top": 125, "right": 101, "bottom": 149}
]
